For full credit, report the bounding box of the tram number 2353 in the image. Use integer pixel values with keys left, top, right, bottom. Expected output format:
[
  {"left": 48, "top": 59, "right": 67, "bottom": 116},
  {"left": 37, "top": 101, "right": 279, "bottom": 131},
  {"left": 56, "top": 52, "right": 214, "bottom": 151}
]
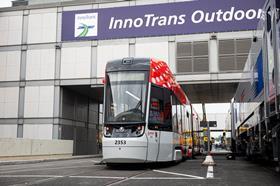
[{"left": 115, "top": 140, "right": 126, "bottom": 145}]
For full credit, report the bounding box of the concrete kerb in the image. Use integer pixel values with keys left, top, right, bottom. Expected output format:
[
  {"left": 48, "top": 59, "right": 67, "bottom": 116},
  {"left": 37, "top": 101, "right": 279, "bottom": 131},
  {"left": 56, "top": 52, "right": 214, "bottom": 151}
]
[{"left": 0, "top": 154, "right": 102, "bottom": 166}]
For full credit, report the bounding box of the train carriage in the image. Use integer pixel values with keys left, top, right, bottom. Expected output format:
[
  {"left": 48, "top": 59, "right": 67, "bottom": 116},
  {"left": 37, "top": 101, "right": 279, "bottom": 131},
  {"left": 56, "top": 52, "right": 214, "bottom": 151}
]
[
  {"left": 230, "top": 0, "right": 280, "bottom": 166},
  {"left": 102, "top": 58, "right": 200, "bottom": 164}
]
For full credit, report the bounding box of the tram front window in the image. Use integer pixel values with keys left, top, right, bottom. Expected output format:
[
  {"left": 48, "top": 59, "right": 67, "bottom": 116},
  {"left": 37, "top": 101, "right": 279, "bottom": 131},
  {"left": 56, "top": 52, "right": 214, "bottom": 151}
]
[{"left": 105, "top": 71, "right": 148, "bottom": 123}]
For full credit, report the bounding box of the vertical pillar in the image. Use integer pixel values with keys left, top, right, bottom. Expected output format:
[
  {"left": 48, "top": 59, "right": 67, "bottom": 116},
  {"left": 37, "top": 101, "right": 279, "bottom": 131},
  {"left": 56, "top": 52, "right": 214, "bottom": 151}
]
[
  {"left": 22, "top": 10, "right": 29, "bottom": 45},
  {"left": 53, "top": 46, "right": 61, "bottom": 139},
  {"left": 128, "top": 38, "right": 136, "bottom": 57},
  {"left": 53, "top": 85, "right": 60, "bottom": 139},
  {"left": 209, "top": 35, "right": 219, "bottom": 73},
  {"left": 53, "top": 8, "right": 62, "bottom": 139},
  {"left": 168, "top": 36, "right": 176, "bottom": 73},
  {"left": 17, "top": 10, "right": 29, "bottom": 138},
  {"left": 17, "top": 85, "right": 25, "bottom": 138},
  {"left": 53, "top": 46, "right": 61, "bottom": 117},
  {"left": 129, "top": 38, "right": 135, "bottom": 57},
  {"left": 91, "top": 41, "right": 98, "bottom": 82}
]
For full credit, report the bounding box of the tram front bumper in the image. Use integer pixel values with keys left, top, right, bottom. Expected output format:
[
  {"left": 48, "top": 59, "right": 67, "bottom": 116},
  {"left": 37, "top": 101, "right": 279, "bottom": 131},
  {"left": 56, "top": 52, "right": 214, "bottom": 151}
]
[{"left": 102, "top": 137, "right": 148, "bottom": 163}]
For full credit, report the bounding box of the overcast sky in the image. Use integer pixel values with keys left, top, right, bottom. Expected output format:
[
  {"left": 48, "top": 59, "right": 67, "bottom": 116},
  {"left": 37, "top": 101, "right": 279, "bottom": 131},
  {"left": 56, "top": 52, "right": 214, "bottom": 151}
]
[
  {"left": 0, "top": 0, "right": 12, "bottom": 8},
  {"left": 193, "top": 103, "right": 230, "bottom": 114}
]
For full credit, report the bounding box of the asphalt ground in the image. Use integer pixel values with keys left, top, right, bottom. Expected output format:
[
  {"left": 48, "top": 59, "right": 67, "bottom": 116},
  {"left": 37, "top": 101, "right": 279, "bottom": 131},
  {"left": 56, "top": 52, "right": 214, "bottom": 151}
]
[{"left": 0, "top": 155, "right": 279, "bottom": 186}]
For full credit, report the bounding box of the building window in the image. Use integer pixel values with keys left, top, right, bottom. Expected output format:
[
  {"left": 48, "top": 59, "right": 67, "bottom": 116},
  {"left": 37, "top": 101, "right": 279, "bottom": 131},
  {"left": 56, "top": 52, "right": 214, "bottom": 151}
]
[
  {"left": 219, "top": 38, "right": 251, "bottom": 71},
  {"left": 176, "top": 41, "right": 209, "bottom": 73}
]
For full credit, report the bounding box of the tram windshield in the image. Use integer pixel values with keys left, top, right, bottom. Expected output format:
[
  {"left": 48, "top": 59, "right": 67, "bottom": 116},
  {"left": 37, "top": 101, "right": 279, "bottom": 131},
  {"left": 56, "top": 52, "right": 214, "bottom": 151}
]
[{"left": 105, "top": 71, "right": 148, "bottom": 123}]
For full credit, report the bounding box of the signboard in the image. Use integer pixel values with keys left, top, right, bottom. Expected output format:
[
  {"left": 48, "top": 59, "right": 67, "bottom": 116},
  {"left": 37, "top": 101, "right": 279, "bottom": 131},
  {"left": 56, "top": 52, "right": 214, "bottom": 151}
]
[
  {"left": 200, "top": 121, "right": 217, "bottom": 128},
  {"left": 62, "top": 0, "right": 265, "bottom": 41}
]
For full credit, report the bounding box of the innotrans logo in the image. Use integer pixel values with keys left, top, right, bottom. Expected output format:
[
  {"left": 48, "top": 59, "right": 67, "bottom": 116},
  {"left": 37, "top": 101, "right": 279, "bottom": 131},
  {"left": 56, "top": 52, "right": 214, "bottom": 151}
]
[{"left": 75, "top": 13, "right": 98, "bottom": 37}]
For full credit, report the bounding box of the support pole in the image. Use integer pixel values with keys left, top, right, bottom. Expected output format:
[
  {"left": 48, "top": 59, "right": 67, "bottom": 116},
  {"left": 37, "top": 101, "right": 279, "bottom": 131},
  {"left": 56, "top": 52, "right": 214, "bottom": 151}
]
[
  {"left": 207, "top": 118, "right": 210, "bottom": 155},
  {"left": 202, "top": 103, "right": 216, "bottom": 166}
]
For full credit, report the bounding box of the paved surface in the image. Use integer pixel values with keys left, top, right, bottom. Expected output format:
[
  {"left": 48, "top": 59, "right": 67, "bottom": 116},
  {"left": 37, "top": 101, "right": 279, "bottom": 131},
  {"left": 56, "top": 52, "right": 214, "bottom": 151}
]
[
  {"left": 0, "top": 156, "right": 279, "bottom": 186},
  {"left": 0, "top": 155, "right": 101, "bottom": 166}
]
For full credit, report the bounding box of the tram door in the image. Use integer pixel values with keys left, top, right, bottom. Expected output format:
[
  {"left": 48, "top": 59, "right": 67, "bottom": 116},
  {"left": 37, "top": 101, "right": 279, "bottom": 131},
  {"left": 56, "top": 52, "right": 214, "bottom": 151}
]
[
  {"left": 147, "top": 86, "right": 174, "bottom": 161},
  {"left": 157, "top": 90, "right": 173, "bottom": 161},
  {"left": 146, "top": 85, "right": 161, "bottom": 161},
  {"left": 146, "top": 129, "right": 160, "bottom": 162}
]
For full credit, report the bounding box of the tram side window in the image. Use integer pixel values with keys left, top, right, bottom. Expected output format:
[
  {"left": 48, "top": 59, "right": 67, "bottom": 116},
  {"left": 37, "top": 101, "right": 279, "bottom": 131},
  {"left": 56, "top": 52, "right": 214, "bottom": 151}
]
[
  {"left": 148, "top": 86, "right": 172, "bottom": 131},
  {"left": 177, "top": 104, "right": 182, "bottom": 134},
  {"left": 181, "top": 106, "right": 186, "bottom": 134},
  {"left": 172, "top": 95, "right": 178, "bottom": 133},
  {"left": 163, "top": 88, "right": 172, "bottom": 131}
]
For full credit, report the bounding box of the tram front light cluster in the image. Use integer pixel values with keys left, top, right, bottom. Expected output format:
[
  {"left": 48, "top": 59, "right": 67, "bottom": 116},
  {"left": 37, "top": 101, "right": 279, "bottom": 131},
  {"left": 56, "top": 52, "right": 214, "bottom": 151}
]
[
  {"left": 104, "top": 125, "right": 113, "bottom": 137},
  {"left": 135, "top": 125, "right": 144, "bottom": 136}
]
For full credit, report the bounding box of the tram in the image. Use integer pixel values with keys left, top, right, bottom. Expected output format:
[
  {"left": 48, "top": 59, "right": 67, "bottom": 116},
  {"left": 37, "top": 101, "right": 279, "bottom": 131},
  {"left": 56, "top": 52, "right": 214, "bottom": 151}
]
[
  {"left": 230, "top": 0, "right": 280, "bottom": 166},
  {"left": 102, "top": 58, "right": 200, "bottom": 163}
]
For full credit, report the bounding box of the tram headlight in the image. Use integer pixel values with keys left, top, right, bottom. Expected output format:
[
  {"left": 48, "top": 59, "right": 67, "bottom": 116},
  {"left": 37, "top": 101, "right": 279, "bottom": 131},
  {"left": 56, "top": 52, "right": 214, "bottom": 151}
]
[
  {"left": 104, "top": 125, "right": 113, "bottom": 137},
  {"left": 135, "top": 125, "right": 145, "bottom": 136}
]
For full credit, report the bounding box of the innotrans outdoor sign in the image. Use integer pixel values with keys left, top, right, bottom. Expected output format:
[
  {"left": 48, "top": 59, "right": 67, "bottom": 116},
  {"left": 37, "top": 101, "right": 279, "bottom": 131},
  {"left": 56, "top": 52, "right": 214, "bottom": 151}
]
[{"left": 61, "top": 0, "right": 265, "bottom": 41}]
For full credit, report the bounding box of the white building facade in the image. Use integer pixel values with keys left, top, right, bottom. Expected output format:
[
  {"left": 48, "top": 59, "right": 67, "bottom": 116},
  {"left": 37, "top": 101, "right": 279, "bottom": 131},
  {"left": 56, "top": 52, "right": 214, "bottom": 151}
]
[{"left": 0, "top": 0, "right": 265, "bottom": 155}]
